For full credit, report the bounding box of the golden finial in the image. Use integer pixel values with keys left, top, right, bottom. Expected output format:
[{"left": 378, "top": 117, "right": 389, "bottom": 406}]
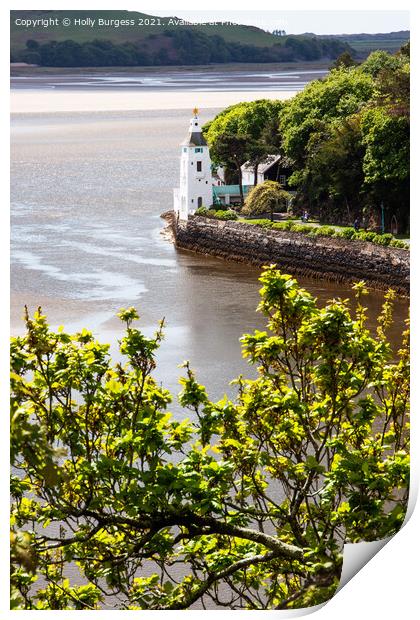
[{"left": 193, "top": 107, "right": 199, "bottom": 115}]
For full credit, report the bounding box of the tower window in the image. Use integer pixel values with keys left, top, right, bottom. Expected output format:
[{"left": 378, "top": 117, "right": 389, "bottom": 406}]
[
  {"left": 198, "top": 197, "right": 203, "bottom": 208},
  {"left": 197, "top": 161, "right": 202, "bottom": 172}
]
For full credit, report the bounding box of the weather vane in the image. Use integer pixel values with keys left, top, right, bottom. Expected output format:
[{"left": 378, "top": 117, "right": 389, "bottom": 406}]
[{"left": 193, "top": 107, "right": 199, "bottom": 115}]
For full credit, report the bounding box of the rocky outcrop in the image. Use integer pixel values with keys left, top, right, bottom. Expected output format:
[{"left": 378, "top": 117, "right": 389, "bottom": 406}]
[{"left": 165, "top": 213, "right": 409, "bottom": 295}]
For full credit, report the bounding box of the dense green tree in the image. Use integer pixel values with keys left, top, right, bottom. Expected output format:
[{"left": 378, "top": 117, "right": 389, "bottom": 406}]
[
  {"left": 205, "top": 100, "right": 283, "bottom": 146},
  {"left": 11, "top": 269, "right": 409, "bottom": 610},
  {"left": 374, "top": 62, "right": 410, "bottom": 119},
  {"left": 361, "top": 108, "right": 409, "bottom": 185},
  {"left": 360, "top": 47, "right": 409, "bottom": 120},
  {"left": 359, "top": 107, "right": 409, "bottom": 230},
  {"left": 279, "top": 67, "right": 374, "bottom": 167},
  {"left": 243, "top": 181, "right": 290, "bottom": 221},
  {"left": 204, "top": 100, "right": 284, "bottom": 191},
  {"left": 200, "top": 47, "right": 409, "bottom": 229},
  {"left": 276, "top": 48, "right": 409, "bottom": 229},
  {"left": 291, "top": 116, "right": 365, "bottom": 223},
  {"left": 360, "top": 49, "right": 402, "bottom": 78},
  {"left": 362, "top": 45, "right": 409, "bottom": 188}
]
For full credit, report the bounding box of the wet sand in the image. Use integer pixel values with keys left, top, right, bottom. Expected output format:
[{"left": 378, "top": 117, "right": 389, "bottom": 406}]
[
  {"left": 11, "top": 88, "right": 296, "bottom": 114},
  {"left": 10, "top": 65, "right": 329, "bottom": 113}
]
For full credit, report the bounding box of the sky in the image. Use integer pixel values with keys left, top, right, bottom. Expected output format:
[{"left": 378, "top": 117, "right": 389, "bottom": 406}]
[{"left": 154, "top": 10, "right": 409, "bottom": 35}]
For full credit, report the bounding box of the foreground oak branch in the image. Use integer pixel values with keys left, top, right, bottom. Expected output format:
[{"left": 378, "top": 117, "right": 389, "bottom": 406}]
[{"left": 11, "top": 267, "right": 409, "bottom": 610}]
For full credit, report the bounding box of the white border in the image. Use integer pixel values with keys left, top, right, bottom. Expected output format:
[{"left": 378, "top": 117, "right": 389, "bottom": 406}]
[{"left": 3, "top": 1, "right": 417, "bottom": 618}]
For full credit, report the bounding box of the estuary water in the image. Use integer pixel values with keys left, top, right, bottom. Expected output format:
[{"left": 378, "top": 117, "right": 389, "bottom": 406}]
[
  {"left": 10, "top": 70, "right": 408, "bottom": 410},
  {"left": 10, "top": 68, "right": 410, "bottom": 610}
]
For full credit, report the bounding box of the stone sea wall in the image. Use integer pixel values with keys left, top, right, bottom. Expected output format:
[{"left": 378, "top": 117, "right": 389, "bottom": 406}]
[{"left": 165, "top": 213, "right": 409, "bottom": 295}]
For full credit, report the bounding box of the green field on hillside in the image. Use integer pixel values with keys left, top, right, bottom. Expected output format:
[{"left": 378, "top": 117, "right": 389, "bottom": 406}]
[
  {"left": 338, "top": 31, "right": 409, "bottom": 55},
  {"left": 344, "top": 37, "right": 409, "bottom": 53}
]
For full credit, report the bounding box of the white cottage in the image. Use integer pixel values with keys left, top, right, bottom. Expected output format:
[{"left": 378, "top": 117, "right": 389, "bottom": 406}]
[
  {"left": 173, "top": 108, "right": 213, "bottom": 220},
  {"left": 241, "top": 155, "right": 286, "bottom": 186}
]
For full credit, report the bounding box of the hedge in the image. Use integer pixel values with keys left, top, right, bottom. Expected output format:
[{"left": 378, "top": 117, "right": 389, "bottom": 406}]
[{"left": 194, "top": 212, "right": 409, "bottom": 249}]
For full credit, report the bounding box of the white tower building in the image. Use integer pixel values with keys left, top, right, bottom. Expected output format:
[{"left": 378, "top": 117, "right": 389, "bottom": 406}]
[{"left": 173, "top": 108, "right": 213, "bottom": 220}]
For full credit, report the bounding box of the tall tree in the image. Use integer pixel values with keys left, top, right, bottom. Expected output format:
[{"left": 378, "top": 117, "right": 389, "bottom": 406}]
[
  {"left": 298, "top": 116, "right": 365, "bottom": 222},
  {"left": 279, "top": 67, "right": 374, "bottom": 167},
  {"left": 360, "top": 107, "right": 409, "bottom": 230},
  {"left": 278, "top": 49, "right": 409, "bottom": 230},
  {"left": 209, "top": 132, "right": 250, "bottom": 205},
  {"left": 204, "top": 99, "right": 284, "bottom": 195}
]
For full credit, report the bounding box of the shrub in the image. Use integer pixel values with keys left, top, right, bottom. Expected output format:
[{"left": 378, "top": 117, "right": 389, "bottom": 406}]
[
  {"left": 247, "top": 218, "right": 273, "bottom": 228},
  {"left": 372, "top": 233, "right": 394, "bottom": 246},
  {"left": 259, "top": 219, "right": 274, "bottom": 229},
  {"left": 356, "top": 231, "right": 377, "bottom": 242},
  {"left": 272, "top": 220, "right": 294, "bottom": 231},
  {"left": 196, "top": 207, "right": 208, "bottom": 216},
  {"left": 243, "top": 181, "right": 290, "bottom": 219},
  {"left": 282, "top": 219, "right": 294, "bottom": 230},
  {"left": 239, "top": 218, "right": 409, "bottom": 250},
  {"left": 214, "top": 210, "right": 238, "bottom": 221},
  {"left": 311, "top": 226, "right": 337, "bottom": 237},
  {"left": 290, "top": 224, "right": 314, "bottom": 234},
  {"left": 389, "top": 239, "right": 409, "bottom": 249},
  {"left": 337, "top": 227, "right": 357, "bottom": 239}
]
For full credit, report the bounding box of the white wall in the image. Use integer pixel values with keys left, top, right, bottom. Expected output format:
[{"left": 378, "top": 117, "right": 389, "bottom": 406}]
[{"left": 179, "top": 145, "right": 213, "bottom": 218}]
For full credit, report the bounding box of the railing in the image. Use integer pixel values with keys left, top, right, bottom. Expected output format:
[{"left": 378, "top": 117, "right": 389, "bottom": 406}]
[{"left": 212, "top": 185, "right": 252, "bottom": 196}]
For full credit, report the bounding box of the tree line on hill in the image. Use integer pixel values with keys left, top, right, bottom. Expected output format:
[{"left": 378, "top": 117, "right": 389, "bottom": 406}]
[
  {"left": 13, "top": 29, "right": 351, "bottom": 67},
  {"left": 203, "top": 45, "right": 410, "bottom": 233}
]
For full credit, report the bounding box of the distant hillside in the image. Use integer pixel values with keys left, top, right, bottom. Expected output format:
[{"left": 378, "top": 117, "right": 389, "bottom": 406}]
[
  {"left": 302, "top": 31, "right": 409, "bottom": 57},
  {"left": 10, "top": 10, "right": 352, "bottom": 67},
  {"left": 10, "top": 10, "right": 281, "bottom": 50}
]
